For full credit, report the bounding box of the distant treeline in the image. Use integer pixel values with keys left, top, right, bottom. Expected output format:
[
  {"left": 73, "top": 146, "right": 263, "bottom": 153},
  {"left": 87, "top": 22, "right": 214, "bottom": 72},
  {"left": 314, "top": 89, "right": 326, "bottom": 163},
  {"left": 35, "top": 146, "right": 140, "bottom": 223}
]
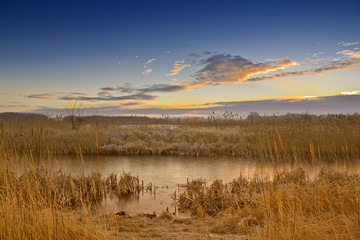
[
  {"left": 0, "top": 112, "right": 164, "bottom": 124},
  {"left": 0, "top": 111, "right": 358, "bottom": 123},
  {"left": 0, "top": 112, "right": 49, "bottom": 121}
]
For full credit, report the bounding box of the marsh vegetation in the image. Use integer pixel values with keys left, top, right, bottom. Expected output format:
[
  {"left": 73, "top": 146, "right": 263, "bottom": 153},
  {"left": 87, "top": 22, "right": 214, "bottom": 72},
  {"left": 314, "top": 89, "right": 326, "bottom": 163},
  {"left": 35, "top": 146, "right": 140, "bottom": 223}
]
[
  {"left": 0, "top": 113, "right": 359, "bottom": 239},
  {"left": 2, "top": 113, "right": 359, "bottom": 160}
]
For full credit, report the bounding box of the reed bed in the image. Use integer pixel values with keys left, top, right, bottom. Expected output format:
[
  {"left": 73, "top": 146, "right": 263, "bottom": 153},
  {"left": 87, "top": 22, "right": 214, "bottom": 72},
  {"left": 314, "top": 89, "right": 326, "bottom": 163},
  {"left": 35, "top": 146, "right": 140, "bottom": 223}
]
[
  {"left": 0, "top": 154, "right": 141, "bottom": 239},
  {"left": 1, "top": 114, "right": 359, "bottom": 161},
  {"left": 0, "top": 166, "right": 141, "bottom": 209},
  {"left": 178, "top": 168, "right": 360, "bottom": 239},
  {"left": 2, "top": 161, "right": 360, "bottom": 239}
]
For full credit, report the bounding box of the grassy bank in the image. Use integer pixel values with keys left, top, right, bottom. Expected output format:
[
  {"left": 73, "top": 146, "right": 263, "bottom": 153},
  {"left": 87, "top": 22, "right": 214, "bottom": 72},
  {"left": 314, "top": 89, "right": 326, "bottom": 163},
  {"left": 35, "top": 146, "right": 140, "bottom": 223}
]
[{"left": 1, "top": 114, "right": 359, "bottom": 161}]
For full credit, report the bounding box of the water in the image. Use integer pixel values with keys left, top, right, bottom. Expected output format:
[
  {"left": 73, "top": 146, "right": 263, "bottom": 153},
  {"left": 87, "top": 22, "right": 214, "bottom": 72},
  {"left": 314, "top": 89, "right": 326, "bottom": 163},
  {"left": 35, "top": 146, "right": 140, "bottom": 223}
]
[{"left": 44, "top": 155, "right": 359, "bottom": 216}]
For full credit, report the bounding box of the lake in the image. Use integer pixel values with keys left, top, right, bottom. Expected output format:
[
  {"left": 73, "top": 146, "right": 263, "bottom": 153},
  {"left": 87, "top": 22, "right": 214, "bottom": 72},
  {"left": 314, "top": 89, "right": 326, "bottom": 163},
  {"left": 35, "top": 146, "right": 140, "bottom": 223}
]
[{"left": 38, "top": 155, "right": 359, "bottom": 217}]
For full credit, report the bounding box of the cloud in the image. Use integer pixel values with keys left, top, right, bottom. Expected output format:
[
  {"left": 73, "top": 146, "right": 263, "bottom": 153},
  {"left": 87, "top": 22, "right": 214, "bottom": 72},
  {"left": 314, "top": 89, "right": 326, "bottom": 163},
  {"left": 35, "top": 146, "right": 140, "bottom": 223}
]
[
  {"left": 144, "top": 58, "right": 156, "bottom": 68},
  {"left": 196, "top": 94, "right": 360, "bottom": 115},
  {"left": 21, "top": 92, "right": 88, "bottom": 101},
  {"left": 113, "top": 84, "right": 188, "bottom": 95},
  {"left": 338, "top": 41, "right": 359, "bottom": 46},
  {"left": 18, "top": 90, "right": 32, "bottom": 96},
  {"left": 142, "top": 69, "right": 152, "bottom": 75},
  {"left": 0, "top": 93, "right": 8, "bottom": 96},
  {"left": 246, "top": 59, "right": 360, "bottom": 82},
  {"left": 5, "top": 105, "right": 30, "bottom": 108},
  {"left": 121, "top": 102, "right": 142, "bottom": 106},
  {"left": 60, "top": 93, "right": 89, "bottom": 100},
  {"left": 23, "top": 83, "right": 186, "bottom": 103},
  {"left": 187, "top": 54, "right": 297, "bottom": 88},
  {"left": 60, "top": 93, "right": 157, "bottom": 101},
  {"left": 166, "top": 60, "right": 191, "bottom": 76},
  {"left": 70, "top": 84, "right": 187, "bottom": 101},
  {"left": 98, "top": 87, "right": 117, "bottom": 96},
  {"left": 27, "top": 93, "right": 55, "bottom": 99},
  {"left": 117, "top": 83, "right": 135, "bottom": 93},
  {"left": 312, "top": 52, "right": 324, "bottom": 57},
  {"left": 189, "top": 53, "right": 200, "bottom": 58},
  {"left": 184, "top": 53, "right": 360, "bottom": 88},
  {"left": 336, "top": 49, "right": 360, "bottom": 58},
  {"left": 86, "top": 84, "right": 187, "bottom": 102},
  {"left": 100, "top": 87, "right": 117, "bottom": 91},
  {"left": 141, "top": 58, "right": 156, "bottom": 75},
  {"left": 28, "top": 93, "right": 360, "bottom": 117},
  {"left": 138, "top": 84, "right": 187, "bottom": 93}
]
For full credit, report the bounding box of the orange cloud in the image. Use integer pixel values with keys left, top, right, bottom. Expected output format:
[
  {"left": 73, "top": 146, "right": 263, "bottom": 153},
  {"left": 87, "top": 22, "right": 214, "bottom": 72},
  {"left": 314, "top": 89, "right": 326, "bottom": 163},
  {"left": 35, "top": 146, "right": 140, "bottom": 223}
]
[
  {"left": 166, "top": 60, "right": 191, "bottom": 76},
  {"left": 142, "top": 69, "right": 152, "bottom": 75},
  {"left": 336, "top": 49, "right": 360, "bottom": 58},
  {"left": 246, "top": 59, "right": 360, "bottom": 82},
  {"left": 18, "top": 90, "right": 32, "bottom": 96},
  {"left": 187, "top": 55, "right": 297, "bottom": 88},
  {"left": 142, "top": 58, "right": 156, "bottom": 75},
  {"left": 27, "top": 93, "right": 55, "bottom": 99},
  {"left": 144, "top": 58, "right": 156, "bottom": 67}
]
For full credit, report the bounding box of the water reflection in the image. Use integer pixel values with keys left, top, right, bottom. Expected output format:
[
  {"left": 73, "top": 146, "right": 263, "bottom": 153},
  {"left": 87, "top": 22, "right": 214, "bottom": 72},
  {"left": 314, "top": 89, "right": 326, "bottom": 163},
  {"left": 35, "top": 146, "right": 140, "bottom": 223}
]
[{"left": 35, "top": 155, "right": 360, "bottom": 216}]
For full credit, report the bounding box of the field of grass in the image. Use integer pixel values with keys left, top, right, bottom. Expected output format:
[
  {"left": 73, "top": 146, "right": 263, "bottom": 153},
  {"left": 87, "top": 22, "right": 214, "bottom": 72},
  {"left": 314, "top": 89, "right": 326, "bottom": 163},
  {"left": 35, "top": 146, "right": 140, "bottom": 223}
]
[
  {"left": 1, "top": 114, "right": 359, "bottom": 160},
  {"left": 0, "top": 114, "right": 359, "bottom": 239}
]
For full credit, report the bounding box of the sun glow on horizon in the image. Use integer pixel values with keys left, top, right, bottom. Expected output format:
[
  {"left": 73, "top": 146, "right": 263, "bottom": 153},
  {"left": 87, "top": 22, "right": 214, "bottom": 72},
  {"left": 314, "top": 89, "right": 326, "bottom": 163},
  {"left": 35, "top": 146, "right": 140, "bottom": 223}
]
[
  {"left": 341, "top": 91, "right": 360, "bottom": 95},
  {"left": 302, "top": 96, "right": 318, "bottom": 99}
]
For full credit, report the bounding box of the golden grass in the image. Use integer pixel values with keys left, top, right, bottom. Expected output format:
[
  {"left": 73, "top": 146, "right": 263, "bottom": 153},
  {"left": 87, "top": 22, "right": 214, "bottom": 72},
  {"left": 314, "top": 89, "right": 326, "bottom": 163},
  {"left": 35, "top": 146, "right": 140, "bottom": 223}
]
[
  {"left": 179, "top": 168, "right": 360, "bottom": 239},
  {"left": 0, "top": 150, "right": 140, "bottom": 239},
  {"left": 0, "top": 115, "right": 360, "bottom": 239},
  {"left": 1, "top": 114, "right": 359, "bottom": 161},
  {"left": 2, "top": 161, "right": 360, "bottom": 239}
]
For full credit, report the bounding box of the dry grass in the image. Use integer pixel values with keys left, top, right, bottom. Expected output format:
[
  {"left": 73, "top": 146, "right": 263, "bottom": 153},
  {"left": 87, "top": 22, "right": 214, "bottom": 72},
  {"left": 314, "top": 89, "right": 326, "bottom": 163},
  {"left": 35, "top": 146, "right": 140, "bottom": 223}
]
[
  {"left": 0, "top": 115, "right": 360, "bottom": 239},
  {"left": 2, "top": 160, "right": 360, "bottom": 239},
  {"left": 179, "top": 168, "right": 360, "bottom": 239},
  {"left": 0, "top": 151, "right": 141, "bottom": 239},
  {"left": 0, "top": 168, "right": 140, "bottom": 209},
  {"left": 1, "top": 114, "right": 359, "bottom": 161}
]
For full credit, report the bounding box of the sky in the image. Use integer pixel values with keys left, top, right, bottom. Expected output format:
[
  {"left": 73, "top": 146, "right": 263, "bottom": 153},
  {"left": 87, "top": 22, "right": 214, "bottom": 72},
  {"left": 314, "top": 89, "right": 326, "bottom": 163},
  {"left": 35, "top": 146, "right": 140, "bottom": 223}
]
[{"left": 1, "top": 0, "right": 360, "bottom": 117}]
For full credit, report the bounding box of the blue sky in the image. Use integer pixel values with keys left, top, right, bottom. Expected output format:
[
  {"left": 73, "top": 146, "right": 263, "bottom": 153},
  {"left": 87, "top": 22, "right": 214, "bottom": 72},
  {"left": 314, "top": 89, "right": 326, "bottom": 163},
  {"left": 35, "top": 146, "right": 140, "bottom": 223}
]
[{"left": 1, "top": 0, "right": 359, "bottom": 116}]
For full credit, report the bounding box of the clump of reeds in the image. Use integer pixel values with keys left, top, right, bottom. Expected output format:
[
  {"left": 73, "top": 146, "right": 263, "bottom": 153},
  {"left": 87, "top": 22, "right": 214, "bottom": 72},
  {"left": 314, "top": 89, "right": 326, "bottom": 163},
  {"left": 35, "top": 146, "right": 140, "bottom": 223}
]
[
  {"left": 179, "top": 168, "right": 360, "bottom": 239},
  {"left": 107, "top": 171, "right": 141, "bottom": 197},
  {"left": 0, "top": 168, "right": 141, "bottom": 209}
]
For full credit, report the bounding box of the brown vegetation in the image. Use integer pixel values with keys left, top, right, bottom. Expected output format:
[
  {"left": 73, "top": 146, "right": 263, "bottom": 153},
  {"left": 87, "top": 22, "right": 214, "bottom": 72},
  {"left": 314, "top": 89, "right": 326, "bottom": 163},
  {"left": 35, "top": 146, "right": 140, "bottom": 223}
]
[
  {"left": 0, "top": 114, "right": 359, "bottom": 239},
  {"left": 1, "top": 114, "right": 359, "bottom": 161},
  {"left": 179, "top": 168, "right": 360, "bottom": 239}
]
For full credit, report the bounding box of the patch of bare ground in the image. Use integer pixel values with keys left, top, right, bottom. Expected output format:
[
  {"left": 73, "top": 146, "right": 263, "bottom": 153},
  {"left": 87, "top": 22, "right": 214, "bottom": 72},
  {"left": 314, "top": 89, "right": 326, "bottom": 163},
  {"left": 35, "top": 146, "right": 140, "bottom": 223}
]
[{"left": 103, "top": 214, "right": 250, "bottom": 239}]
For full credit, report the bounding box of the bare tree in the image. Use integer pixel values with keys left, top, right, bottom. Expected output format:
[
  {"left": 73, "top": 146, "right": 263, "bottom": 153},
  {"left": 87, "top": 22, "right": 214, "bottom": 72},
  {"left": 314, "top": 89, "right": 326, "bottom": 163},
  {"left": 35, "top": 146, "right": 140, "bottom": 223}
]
[{"left": 66, "top": 100, "right": 84, "bottom": 131}]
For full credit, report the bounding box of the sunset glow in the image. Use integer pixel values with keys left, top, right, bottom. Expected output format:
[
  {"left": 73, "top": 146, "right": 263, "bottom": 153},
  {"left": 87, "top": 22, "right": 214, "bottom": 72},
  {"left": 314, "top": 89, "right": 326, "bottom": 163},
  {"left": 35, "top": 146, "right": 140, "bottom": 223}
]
[
  {"left": 341, "top": 91, "right": 360, "bottom": 95},
  {"left": 0, "top": 0, "right": 359, "bottom": 116}
]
